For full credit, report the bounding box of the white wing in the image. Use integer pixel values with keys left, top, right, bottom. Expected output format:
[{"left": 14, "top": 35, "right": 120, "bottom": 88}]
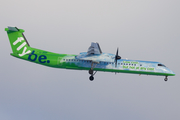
[
  {"left": 76, "top": 42, "right": 114, "bottom": 62},
  {"left": 87, "top": 42, "right": 102, "bottom": 55}
]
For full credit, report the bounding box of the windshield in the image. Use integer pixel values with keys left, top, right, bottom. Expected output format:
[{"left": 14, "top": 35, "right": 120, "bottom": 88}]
[{"left": 158, "top": 64, "right": 166, "bottom": 67}]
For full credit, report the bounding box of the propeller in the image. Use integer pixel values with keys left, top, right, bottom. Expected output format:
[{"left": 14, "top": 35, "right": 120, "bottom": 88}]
[{"left": 115, "top": 48, "right": 121, "bottom": 67}]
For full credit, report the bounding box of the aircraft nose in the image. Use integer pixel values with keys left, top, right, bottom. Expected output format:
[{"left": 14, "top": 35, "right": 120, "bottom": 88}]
[
  {"left": 169, "top": 70, "right": 175, "bottom": 76},
  {"left": 172, "top": 71, "right": 175, "bottom": 76}
]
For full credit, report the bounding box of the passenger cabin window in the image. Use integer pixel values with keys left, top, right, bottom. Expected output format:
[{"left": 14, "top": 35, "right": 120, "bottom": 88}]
[{"left": 158, "top": 64, "right": 166, "bottom": 67}]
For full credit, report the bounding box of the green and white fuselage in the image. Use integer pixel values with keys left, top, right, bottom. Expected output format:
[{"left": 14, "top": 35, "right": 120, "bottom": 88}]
[{"left": 5, "top": 27, "right": 175, "bottom": 81}]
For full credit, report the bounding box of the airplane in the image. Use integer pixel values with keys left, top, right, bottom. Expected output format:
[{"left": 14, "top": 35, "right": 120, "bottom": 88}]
[{"left": 5, "top": 26, "right": 175, "bottom": 81}]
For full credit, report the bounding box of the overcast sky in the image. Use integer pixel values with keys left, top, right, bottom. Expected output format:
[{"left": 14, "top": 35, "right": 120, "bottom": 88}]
[{"left": 0, "top": 0, "right": 180, "bottom": 120}]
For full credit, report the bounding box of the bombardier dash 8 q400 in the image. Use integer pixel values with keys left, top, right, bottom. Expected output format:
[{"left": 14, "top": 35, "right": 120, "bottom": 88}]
[{"left": 5, "top": 27, "right": 175, "bottom": 81}]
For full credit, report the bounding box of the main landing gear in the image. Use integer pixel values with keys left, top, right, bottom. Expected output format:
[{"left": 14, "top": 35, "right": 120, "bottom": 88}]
[
  {"left": 88, "top": 62, "right": 98, "bottom": 81},
  {"left": 89, "top": 70, "right": 97, "bottom": 81},
  {"left": 164, "top": 76, "right": 168, "bottom": 81}
]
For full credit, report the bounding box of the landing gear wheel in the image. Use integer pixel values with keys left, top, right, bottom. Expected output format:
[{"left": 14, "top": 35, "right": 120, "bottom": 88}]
[
  {"left": 164, "top": 76, "right": 168, "bottom": 81},
  {"left": 89, "top": 69, "right": 93, "bottom": 74},
  {"left": 89, "top": 76, "right": 94, "bottom": 81}
]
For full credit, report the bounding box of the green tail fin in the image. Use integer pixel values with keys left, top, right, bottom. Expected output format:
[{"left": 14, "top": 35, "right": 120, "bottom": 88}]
[{"left": 5, "top": 27, "right": 31, "bottom": 57}]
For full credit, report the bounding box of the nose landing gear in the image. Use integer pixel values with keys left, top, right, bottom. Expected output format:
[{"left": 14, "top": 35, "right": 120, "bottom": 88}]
[{"left": 164, "top": 76, "right": 168, "bottom": 81}]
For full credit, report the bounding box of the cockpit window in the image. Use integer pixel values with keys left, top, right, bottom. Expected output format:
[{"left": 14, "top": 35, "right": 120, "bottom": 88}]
[{"left": 158, "top": 64, "right": 166, "bottom": 67}]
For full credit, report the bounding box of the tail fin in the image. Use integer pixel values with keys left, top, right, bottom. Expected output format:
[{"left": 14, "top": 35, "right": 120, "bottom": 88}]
[{"left": 5, "top": 27, "right": 31, "bottom": 57}]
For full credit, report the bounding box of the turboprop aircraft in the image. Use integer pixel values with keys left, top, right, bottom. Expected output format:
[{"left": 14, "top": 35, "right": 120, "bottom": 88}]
[{"left": 5, "top": 26, "right": 175, "bottom": 81}]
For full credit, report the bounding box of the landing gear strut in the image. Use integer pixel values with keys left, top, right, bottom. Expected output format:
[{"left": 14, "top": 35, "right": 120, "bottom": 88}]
[
  {"left": 164, "top": 76, "right": 168, "bottom": 81},
  {"left": 89, "top": 69, "right": 93, "bottom": 74},
  {"left": 88, "top": 62, "right": 98, "bottom": 81}
]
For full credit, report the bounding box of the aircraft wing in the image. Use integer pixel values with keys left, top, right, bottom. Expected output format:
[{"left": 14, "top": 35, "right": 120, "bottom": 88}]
[
  {"left": 76, "top": 42, "right": 115, "bottom": 63},
  {"left": 87, "top": 42, "right": 102, "bottom": 55}
]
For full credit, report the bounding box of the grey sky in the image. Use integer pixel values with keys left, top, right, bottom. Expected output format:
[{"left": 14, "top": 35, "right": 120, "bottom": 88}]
[{"left": 0, "top": 0, "right": 180, "bottom": 120}]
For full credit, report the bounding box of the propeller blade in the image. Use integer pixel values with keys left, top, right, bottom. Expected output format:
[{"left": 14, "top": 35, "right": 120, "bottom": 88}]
[
  {"left": 116, "top": 48, "right": 119, "bottom": 56},
  {"left": 114, "top": 47, "right": 121, "bottom": 67},
  {"left": 115, "top": 58, "right": 117, "bottom": 67},
  {"left": 115, "top": 48, "right": 118, "bottom": 67}
]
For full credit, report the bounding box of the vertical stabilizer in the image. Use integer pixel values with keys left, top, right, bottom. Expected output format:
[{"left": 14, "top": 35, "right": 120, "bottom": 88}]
[{"left": 5, "top": 27, "right": 31, "bottom": 56}]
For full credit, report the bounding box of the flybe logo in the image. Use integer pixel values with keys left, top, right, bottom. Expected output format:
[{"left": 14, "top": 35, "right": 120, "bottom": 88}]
[
  {"left": 13, "top": 37, "right": 50, "bottom": 64},
  {"left": 13, "top": 37, "right": 31, "bottom": 57},
  {"left": 28, "top": 51, "right": 50, "bottom": 64}
]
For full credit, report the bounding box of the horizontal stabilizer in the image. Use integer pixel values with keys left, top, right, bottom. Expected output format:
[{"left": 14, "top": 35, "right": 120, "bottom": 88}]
[{"left": 7, "top": 26, "right": 19, "bottom": 31}]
